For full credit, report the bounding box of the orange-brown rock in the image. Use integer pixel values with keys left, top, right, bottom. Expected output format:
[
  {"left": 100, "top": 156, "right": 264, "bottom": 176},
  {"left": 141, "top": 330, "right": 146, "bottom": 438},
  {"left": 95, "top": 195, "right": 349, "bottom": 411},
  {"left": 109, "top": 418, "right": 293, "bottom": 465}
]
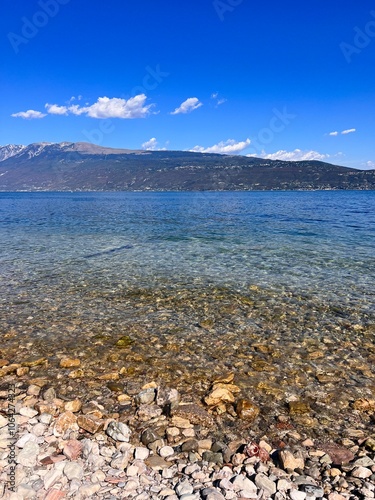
[
  {"left": 213, "top": 372, "right": 235, "bottom": 384},
  {"left": 204, "top": 388, "right": 235, "bottom": 406},
  {"left": 353, "top": 398, "right": 375, "bottom": 412},
  {"left": 64, "top": 399, "right": 82, "bottom": 413},
  {"left": 53, "top": 411, "right": 78, "bottom": 437},
  {"left": 98, "top": 372, "right": 120, "bottom": 381},
  {"left": 236, "top": 399, "right": 260, "bottom": 421},
  {"left": 77, "top": 414, "right": 104, "bottom": 434},
  {"left": 60, "top": 358, "right": 81, "bottom": 368}
]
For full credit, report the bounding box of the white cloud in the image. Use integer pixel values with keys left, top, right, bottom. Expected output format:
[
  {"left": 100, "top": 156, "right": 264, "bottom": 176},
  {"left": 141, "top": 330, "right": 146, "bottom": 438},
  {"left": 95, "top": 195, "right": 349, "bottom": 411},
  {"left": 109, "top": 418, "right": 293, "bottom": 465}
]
[
  {"left": 68, "top": 95, "right": 152, "bottom": 119},
  {"left": 11, "top": 109, "right": 46, "bottom": 119},
  {"left": 328, "top": 128, "right": 356, "bottom": 136},
  {"left": 190, "top": 138, "right": 251, "bottom": 155},
  {"left": 255, "top": 149, "right": 329, "bottom": 161},
  {"left": 171, "top": 97, "right": 202, "bottom": 115},
  {"left": 142, "top": 137, "right": 158, "bottom": 150},
  {"left": 45, "top": 103, "right": 68, "bottom": 115},
  {"left": 366, "top": 161, "right": 375, "bottom": 169},
  {"left": 211, "top": 92, "right": 226, "bottom": 107},
  {"left": 141, "top": 137, "right": 167, "bottom": 151},
  {"left": 12, "top": 95, "right": 152, "bottom": 121},
  {"left": 67, "top": 104, "right": 87, "bottom": 116}
]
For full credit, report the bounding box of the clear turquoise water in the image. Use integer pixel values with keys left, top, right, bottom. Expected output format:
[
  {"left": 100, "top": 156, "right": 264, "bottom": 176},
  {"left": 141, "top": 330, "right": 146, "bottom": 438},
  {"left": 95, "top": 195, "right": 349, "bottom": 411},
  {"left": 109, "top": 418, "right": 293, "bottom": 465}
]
[
  {"left": 1, "top": 191, "right": 374, "bottom": 313},
  {"left": 1, "top": 191, "right": 374, "bottom": 439}
]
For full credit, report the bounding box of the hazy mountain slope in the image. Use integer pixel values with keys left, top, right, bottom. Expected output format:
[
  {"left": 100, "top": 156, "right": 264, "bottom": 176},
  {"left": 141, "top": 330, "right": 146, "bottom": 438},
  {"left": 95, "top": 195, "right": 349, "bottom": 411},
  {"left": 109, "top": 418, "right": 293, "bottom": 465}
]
[{"left": 0, "top": 142, "right": 374, "bottom": 191}]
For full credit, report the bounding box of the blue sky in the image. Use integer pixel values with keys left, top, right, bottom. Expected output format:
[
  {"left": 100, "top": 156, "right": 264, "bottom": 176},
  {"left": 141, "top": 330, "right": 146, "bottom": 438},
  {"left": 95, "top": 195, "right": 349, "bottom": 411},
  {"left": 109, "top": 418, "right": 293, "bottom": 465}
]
[{"left": 1, "top": 0, "right": 374, "bottom": 169}]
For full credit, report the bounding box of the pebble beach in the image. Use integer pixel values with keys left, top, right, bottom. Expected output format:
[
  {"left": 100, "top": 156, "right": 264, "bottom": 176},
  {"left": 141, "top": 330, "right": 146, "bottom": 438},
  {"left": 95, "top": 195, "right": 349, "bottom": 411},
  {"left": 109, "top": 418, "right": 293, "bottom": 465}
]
[{"left": 1, "top": 359, "right": 375, "bottom": 499}]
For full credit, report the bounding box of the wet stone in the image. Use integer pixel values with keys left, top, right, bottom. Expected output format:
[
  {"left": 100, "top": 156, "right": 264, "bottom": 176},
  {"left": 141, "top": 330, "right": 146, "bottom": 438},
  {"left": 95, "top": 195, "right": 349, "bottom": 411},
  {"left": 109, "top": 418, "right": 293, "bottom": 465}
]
[
  {"left": 202, "top": 451, "right": 223, "bottom": 465},
  {"left": 182, "top": 439, "right": 199, "bottom": 452},
  {"left": 59, "top": 358, "right": 81, "bottom": 368},
  {"left": 135, "top": 387, "right": 156, "bottom": 405},
  {"left": 145, "top": 455, "right": 171, "bottom": 470},
  {"left": 204, "top": 387, "right": 235, "bottom": 406},
  {"left": 172, "top": 403, "right": 214, "bottom": 427},
  {"left": 141, "top": 427, "right": 162, "bottom": 446},
  {"left": 236, "top": 399, "right": 260, "bottom": 421},
  {"left": 289, "top": 401, "right": 311, "bottom": 415},
  {"left": 317, "top": 443, "right": 355, "bottom": 465},
  {"left": 278, "top": 448, "right": 305, "bottom": 471}
]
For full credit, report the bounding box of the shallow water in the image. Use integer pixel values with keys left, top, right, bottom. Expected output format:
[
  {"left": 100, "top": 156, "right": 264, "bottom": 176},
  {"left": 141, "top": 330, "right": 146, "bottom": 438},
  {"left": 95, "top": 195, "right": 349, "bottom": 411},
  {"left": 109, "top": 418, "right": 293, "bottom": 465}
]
[{"left": 1, "top": 191, "right": 374, "bottom": 440}]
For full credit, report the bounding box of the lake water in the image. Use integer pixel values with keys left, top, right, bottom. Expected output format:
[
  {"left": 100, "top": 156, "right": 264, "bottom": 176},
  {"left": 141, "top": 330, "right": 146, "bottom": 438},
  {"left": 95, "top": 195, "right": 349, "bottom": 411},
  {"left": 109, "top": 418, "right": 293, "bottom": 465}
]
[{"left": 1, "top": 191, "right": 374, "bottom": 440}]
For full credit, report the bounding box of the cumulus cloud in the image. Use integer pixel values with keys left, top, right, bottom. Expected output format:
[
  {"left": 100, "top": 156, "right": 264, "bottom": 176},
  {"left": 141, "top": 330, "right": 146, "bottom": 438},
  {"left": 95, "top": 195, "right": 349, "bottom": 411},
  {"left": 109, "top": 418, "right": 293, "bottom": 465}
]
[
  {"left": 190, "top": 138, "right": 251, "bottom": 155},
  {"left": 142, "top": 138, "right": 158, "bottom": 150},
  {"left": 45, "top": 103, "right": 68, "bottom": 115},
  {"left": 141, "top": 138, "right": 167, "bottom": 151},
  {"left": 171, "top": 97, "right": 202, "bottom": 115},
  {"left": 255, "top": 149, "right": 329, "bottom": 161},
  {"left": 12, "top": 95, "right": 152, "bottom": 121},
  {"left": 328, "top": 128, "right": 356, "bottom": 136},
  {"left": 11, "top": 109, "right": 47, "bottom": 119},
  {"left": 366, "top": 161, "right": 375, "bottom": 169},
  {"left": 68, "top": 95, "right": 152, "bottom": 119}
]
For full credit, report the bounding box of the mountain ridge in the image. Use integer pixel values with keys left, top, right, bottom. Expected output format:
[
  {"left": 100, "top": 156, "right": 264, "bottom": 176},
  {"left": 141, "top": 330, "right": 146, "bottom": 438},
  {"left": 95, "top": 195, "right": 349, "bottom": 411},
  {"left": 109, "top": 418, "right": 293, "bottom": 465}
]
[{"left": 0, "top": 142, "right": 374, "bottom": 191}]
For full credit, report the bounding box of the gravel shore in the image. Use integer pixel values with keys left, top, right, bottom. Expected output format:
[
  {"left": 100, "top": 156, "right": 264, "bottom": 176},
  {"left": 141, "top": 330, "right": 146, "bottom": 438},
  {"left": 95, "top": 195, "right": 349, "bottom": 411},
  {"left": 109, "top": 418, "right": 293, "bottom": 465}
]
[{"left": 1, "top": 372, "right": 374, "bottom": 500}]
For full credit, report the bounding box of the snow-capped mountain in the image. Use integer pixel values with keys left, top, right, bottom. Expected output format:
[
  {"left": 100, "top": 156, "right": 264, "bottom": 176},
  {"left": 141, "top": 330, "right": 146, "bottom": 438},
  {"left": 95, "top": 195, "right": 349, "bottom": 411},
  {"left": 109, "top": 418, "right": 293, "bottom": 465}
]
[
  {"left": 0, "top": 142, "right": 137, "bottom": 163},
  {"left": 0, "top": 144, "right": 26, "bottom": 162}
]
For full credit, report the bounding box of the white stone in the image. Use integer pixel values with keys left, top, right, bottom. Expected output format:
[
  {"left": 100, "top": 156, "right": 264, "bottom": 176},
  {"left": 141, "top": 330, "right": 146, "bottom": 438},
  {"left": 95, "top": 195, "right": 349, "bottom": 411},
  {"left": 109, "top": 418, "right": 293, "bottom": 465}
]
[
  {"left": 39, "top": 413, "right": 53, "bottom": 424},
  {"left": 15, "top": 433, "right": 37, "bottom": 448},
  {"left": 16, "top": 441, "right": 39, "bottom": 467},
  {"left": 351, "top": 466, "right": 372, "bottom": 479},
  {"left": 159, "top": 445, "right": 174, "bottom": 458},
  {"left": 176, "top": 480, "right": 194, "bottom": 496},
  {"left": 126, "top": 464, "right": 140, "bottom": 476},
  {"left": 78, "top": 483, "right": 102, "bottom": 496},
  {"left": 16, "top": 484, "right": 35, "bottom": 499},
  {"left": 106, "top": 421, "right": 131, "bottom": 442},
  {"left": 43, "top": 468, "right": 64, "bottom": 489},
  {"left": 254, "top": 473, "right": 276, "bottom": 496},
  {"left": 91, "top": 470, "right": 106, "bottom": 483},
  {"left": 124, "top": 479, "right": 139, "bottom": 491},
  {"left": 278, "top": 478, "right": 292, "bottom": 491},
  {"left": 290, "top": 490, "right": 306, "bottom": 500},
  {"left": 19, "top": 407, "right": 38, "bottom": 418},
  {"left": 31, "top": 423, "right": 46, "bottom": 437},
  {"left": 64, "top": 462, "right": 84, "bottom": 480},
  {"left": 202, "top": 487, "right": 226, "bottom": 500},
  {"left": 135, "top": 446, "right": 149, "bottom": 460}
]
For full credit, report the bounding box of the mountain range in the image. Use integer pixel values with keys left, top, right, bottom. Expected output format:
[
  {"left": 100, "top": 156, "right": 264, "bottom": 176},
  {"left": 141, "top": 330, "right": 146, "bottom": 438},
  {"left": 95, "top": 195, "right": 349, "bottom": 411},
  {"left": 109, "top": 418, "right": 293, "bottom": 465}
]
[{"left": 0, "top": 142, "right": 374, "bottom": 191}]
